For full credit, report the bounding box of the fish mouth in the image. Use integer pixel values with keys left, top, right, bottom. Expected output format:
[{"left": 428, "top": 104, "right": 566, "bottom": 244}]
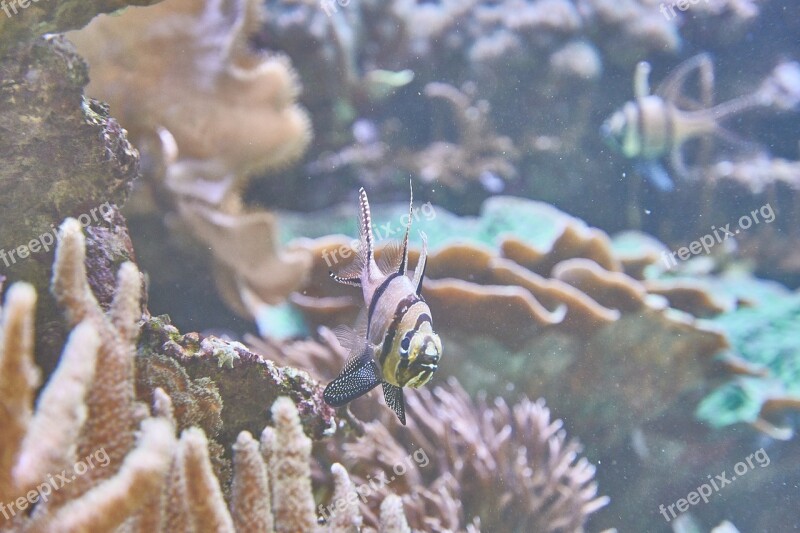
[{"left": 416, "top": 363, "right": 438, "bottom": 372}]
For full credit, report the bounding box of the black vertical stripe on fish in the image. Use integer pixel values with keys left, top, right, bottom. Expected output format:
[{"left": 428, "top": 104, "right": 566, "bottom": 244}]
[
  {"left": 367, "top": 271, "right": 402, "bottom": 334},
  {"left": 379, "top": 294, "right": 422, "bottom": 366},
  {"left": 635, "top": 100, "right": 646, "bottom": 155},
  {"left": 414, "top": 313, "right": 432, "bottom": 329}
]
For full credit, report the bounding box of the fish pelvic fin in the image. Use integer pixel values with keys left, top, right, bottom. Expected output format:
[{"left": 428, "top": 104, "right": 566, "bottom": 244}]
[
  {"left": 412, "top": 231, "right": 428, "bottom": 295},
  {"left": 331, "top": 310, "right": 368, "bottom": 352},
  {"left": 382, "top": 382, "right": 406, "bottom": 425},
  {"left": 635, "top": 160, "right": 674, "bottom": 192},
  {"left": 323, "top": 344, "right": 381, "bottom": 407}
]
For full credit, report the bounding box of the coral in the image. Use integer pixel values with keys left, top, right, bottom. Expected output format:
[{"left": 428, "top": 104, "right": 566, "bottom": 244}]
[
  {"left": 263, "top": 396, "right": 317, "bottom": 532},
  {"left": 163, "top": 395, "right": 407, "bottom": 532},
  {"left": 178, "top": 203, "right": 314, "bottom": 316},
  {"left": 50, "top": 218, "right": 144, "bottom": 499},
  {"left": 697, "top": 278, "right": 800, "bottom": 437},
  {"left": 68, "top": 0, "right": 316, "bottom": 321},
  {"left": 0, "top": 275, "right": 175, "bottom": 531},
  {"left": 69, "top": 0, "right": 311, "bottom": 187},
  {"left": 2, "top": 216, "right": 412, "bottom": 532},
  {"left": 137, "top": 314, "right": 337, "bottom": 444},
  {"left": 320, "top": 379, "right": 608, "bottom": 532},
  {"left": 231, "top": 431, "right": 273, "bottom": 532},
  {"left": 399, "top": 82, "right": 519, "bottom": 190}
]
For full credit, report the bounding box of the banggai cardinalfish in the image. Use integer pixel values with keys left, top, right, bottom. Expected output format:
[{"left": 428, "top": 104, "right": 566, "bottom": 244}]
[{"left": 323, "top": 186, "right": 442, "bottom": 425}]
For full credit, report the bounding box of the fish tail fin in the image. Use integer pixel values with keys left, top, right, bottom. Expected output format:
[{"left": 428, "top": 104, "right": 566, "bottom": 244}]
[{"left": 382, "top": 382, "right": 406, "bottom": 425}]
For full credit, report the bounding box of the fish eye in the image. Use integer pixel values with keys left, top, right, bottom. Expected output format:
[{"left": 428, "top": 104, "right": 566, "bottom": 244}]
[{"left": 400, "top": 333, "right": 412, "bottom": 355}]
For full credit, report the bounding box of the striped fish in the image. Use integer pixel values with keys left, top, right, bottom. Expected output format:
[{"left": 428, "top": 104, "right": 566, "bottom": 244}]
[
  {"left": 600, "top": 54, "right": 765, "bottom": 191},
  {"left": 323, "top": 186, "right": 442, "bottom": 425}
]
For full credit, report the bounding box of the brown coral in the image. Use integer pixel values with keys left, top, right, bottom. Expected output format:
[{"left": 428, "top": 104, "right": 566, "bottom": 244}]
[
  {"left": 0, "top": 264, "right": 175, "bottom": 531},
  {"left": 68, "top": 0, "right": 316, "bottom": 315},
  {"left": 69, "top": 0, "right": 311, "bottom": 186},
  {"left": 50, "top": 218, "right": 144, "bottom": 499}
]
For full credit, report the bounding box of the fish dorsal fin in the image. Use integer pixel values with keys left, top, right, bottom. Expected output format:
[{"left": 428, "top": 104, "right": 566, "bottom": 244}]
[
  {"left": 332, "top": 310, "right": 368, "bottom": 351},
  {"left": 330, "top": 188, "right": 375, "bottom": 286},
  {"left": 412, "top": 230, "right": 428, "bottom": 295},
  {"left": 323, "top": 345, "right": 381, "bottom": 407},
  {"left": 358, "top": 188, "right": 375, "bottom": 266},
  {"left": 382, "top": 382, "right": 406, "bottom": 425},
  {"left": 329, "top": 246, "right": 364, "bottom": 287},
  {"left": 377, "top": 241, "right": 404, "bottom": 275},
  {"left": 398, "top": 181, "right": 413, "bottom": 275},
  {"left": 655, "top": 53, "right": 713, "bottom": 109}
]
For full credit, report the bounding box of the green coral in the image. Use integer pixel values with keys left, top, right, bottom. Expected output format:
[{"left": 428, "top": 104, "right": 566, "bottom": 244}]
[
  {"left": 698, "top": 281, "right": 800, "bottom": 428},
  {"left": 278, "top": 196, "right": 599, "bottom": 252}
]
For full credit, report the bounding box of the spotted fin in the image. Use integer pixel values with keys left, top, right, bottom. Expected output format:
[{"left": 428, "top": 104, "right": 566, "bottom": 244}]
[
  {"left": 323, "top": 345, "right": 381, "bottom": 407},
  {"left": 381, "top": 382, "right": 406, "bottom": 425}
]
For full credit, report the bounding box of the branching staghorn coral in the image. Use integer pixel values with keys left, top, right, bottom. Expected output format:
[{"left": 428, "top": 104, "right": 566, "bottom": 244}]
[
  {"left": 50, "top": 218, "right": 144, "bottom": 500},
  {"left": 0, "top": 259, "right": 175, "bottom": 531}
]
